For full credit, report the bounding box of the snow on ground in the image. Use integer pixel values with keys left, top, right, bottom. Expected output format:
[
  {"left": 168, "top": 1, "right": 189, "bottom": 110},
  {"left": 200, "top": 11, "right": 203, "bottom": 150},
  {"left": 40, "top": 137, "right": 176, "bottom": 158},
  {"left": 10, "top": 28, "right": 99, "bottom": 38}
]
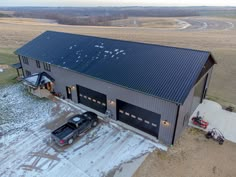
[
  {"left": 190, "top": 99, "right": 236, "bottom": 143},
  {"left": 0, "top": 68, "right": 3, "bottom": 72},
  {"left": 0, "top": 84, "right": 160, "bottom": 177}
]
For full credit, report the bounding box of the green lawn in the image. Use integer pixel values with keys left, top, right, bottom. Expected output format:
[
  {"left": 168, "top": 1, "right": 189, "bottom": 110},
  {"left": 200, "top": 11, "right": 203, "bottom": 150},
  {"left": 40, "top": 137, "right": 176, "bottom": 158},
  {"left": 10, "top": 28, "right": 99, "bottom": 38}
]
[{"left": 0, "top": 48, "right": 19, "bottom": 86}]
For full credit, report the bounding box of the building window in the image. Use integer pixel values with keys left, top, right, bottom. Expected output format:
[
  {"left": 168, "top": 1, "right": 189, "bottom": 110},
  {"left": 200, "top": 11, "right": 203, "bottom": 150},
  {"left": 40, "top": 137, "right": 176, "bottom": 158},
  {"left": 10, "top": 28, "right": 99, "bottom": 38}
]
[
  {"left": 36, "top": 60, "right": 40, "bottom": 68},
  {"left": 22, "top": 56, "right": 29, "bottom": 64},
  {"left": 43, "top": 62, "right": 51, "bottom": 71},
  {"left": 25, "top": 70, "right": 31, "bottom": 76}
]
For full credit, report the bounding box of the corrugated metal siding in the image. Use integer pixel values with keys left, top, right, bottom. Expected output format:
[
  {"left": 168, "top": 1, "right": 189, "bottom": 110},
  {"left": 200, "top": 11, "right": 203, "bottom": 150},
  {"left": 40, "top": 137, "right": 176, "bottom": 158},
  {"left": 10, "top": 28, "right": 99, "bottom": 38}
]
[
  {"left": 205, "top": 67, "right": 213, "bottom": 90},
  {"left": 21, "top": 57, "right": 178, "bottom": 145},
  {"left": 15, "top": 31, "right": 215, "bottom": 104},
  {"left": 174, "top": 67, "right": 214, "bottom": 143},
  {"left": 174, "top": 87, "right": 194, "bottom": 143}
]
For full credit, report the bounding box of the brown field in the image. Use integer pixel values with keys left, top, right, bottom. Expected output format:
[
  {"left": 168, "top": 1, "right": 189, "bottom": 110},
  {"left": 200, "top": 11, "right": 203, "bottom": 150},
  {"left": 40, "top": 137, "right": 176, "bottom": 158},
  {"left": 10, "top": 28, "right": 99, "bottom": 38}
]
[
  {"left": 0, "top": 10, "right": 14, "bottom": 15},
  {"left": 0, "top": 17, "right": 236, "bottom": 106},
  {"left": 134, "top": 128, "right": 236, "bottom": 177}
]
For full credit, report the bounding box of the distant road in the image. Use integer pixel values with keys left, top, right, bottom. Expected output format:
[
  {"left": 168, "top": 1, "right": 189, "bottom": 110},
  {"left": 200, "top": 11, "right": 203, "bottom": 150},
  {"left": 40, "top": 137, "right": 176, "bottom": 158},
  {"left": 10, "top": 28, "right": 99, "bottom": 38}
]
[{"left": 178, "top": 17, "right": 235, "bottom": 31}]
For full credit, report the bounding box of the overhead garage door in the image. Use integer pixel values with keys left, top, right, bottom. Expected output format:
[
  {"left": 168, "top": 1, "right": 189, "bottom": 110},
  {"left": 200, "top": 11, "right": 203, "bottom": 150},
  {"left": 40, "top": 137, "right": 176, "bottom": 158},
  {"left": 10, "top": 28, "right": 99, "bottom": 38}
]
[
  {"left": 77, "top": 85, "right": 107, "bottom": 113},
  {"left": 117, "top": 100, "right": 161, "bottom": 138}
]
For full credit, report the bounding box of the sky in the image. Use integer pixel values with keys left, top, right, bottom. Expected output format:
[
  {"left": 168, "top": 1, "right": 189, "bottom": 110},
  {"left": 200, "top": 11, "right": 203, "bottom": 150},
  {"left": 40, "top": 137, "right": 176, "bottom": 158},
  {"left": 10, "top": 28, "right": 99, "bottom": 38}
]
[{"left": 0, "top": 0, "right": 236, "bottom": 7}]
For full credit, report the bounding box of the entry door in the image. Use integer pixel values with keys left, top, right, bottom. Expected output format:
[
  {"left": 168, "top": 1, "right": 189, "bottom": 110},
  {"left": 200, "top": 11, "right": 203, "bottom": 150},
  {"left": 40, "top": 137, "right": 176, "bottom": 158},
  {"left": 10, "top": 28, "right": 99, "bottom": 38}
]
[
  {"left": 45, "top": 82, "right": 52, "bottom": 91},
  {"left": 117, "top": 100, "right": 161, "bottom": 138},
  {"left": 66, "top": 86, "right": 72, "bottom": 100}
]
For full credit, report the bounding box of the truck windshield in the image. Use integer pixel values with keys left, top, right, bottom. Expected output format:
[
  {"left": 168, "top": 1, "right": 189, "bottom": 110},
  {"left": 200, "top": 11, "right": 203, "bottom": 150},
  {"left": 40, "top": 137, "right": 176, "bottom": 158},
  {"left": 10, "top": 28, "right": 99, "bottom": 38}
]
[{"left": 67, "top": 122, "right": 77, "bottom": 129}]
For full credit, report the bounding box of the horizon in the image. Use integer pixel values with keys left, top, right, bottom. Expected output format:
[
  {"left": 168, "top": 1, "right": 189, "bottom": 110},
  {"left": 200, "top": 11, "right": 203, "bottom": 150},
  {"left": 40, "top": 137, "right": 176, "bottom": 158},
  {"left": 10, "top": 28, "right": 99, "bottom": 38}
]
[
  {"left": 0, "top": 5, "right": 236, "bottom": 8},
  {"left": 1, "top": 0, "right": 236, "bottom": 7}
]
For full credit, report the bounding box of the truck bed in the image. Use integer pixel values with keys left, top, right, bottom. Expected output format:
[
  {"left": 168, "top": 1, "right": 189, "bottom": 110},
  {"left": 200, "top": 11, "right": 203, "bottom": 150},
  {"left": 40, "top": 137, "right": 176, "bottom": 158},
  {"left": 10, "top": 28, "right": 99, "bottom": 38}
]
[{"left": 52, "top": 123, "right": 76, "bottom": 139}]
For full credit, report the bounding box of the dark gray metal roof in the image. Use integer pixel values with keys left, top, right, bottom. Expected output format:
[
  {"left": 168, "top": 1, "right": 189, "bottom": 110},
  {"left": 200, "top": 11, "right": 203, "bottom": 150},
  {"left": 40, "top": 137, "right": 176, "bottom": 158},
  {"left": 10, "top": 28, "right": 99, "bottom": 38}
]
[{"left": 15, "top": 31, "right": 216, "bottom": 104}]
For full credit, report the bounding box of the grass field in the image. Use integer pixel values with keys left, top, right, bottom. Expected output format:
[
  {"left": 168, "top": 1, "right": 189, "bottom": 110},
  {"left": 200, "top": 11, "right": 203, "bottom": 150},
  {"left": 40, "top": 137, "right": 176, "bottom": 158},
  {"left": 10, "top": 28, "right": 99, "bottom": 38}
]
[
  {"left": 0, "top": 48, "right": 18, "bottom": 85},
  {"left": 109, "top": 17, "right": 181, "bottom": 28},
  {"left": 0, "top": 17, "right": 235, "bottom": 107}
]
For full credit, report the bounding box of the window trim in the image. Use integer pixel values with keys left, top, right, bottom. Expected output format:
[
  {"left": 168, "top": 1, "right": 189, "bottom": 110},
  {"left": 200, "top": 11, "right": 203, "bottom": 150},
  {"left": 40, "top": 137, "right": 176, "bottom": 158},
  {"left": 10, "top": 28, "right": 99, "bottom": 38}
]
[
  {"left": 22, "top": 56, "right": 29, "bottom": 65},
  {"left": 36, "top": 60, "right": 41, "bottom": 68},
  {"left": 43, "top": 62, "right": 51, "bottom": 72}
]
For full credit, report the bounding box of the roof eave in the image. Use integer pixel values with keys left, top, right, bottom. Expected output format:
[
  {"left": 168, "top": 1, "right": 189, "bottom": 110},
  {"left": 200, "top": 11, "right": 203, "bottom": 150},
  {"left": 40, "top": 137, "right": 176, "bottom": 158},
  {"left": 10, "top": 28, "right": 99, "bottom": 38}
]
[{"left": 208, "top": 52, "right": 217, "bottom": 64}]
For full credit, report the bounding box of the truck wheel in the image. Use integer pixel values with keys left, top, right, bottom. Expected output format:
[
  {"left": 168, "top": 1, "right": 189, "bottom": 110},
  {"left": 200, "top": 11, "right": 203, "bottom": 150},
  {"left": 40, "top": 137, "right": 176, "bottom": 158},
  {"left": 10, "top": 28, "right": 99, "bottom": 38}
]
[
  {"left": 92, "top": 121, "right": 98, "bottom": 127},
  {"left": 219, "top": 139, "right": 224, "bottom": 145},
  {"left": 205, "top": 133, "right": 211, "bottom": 139},
  {"left": 68, "top": 138, "right": 74, "bottom": 145}
]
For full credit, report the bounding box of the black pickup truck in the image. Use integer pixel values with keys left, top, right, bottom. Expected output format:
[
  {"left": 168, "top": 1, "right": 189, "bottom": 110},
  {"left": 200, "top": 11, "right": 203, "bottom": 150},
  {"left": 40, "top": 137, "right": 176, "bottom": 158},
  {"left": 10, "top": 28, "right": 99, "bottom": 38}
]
[{"left": 51, "top": 111, "right": 98, "bottom": 146}]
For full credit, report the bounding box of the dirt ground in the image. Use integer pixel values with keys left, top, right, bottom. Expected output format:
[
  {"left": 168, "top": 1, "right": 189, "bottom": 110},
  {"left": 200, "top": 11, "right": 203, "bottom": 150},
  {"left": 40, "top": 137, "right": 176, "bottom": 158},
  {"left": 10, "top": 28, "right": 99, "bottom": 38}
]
[{"left": 133, "top": 128, "right": 236, "bottom": 177}]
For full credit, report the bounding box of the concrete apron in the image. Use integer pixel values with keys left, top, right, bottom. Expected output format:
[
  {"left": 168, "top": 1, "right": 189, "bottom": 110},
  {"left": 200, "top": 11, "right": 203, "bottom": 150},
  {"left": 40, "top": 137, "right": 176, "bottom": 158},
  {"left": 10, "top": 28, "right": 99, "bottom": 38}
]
[
  {"left": 189, "top": 99, "right": 236, "bottom": 143},
  {"left": 55, "top": 97, "right": 167, "bottom": 177}
]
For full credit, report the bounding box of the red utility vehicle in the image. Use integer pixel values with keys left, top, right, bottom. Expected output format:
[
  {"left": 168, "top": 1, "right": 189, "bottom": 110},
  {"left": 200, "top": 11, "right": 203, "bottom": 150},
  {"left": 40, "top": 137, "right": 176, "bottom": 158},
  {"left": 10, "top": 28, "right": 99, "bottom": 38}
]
[{"left": 191, "top": 111, "right": 209, "bottom": 129}]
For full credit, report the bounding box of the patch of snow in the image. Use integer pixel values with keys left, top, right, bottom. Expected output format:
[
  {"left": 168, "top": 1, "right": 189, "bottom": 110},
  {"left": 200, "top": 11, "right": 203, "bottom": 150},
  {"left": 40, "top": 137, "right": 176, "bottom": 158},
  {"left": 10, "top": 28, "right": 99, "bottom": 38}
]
[
  {"left": 24, "top": 74, "right": 39, "bottom": 85},
  {"left": 95, "top": 45, "right": 104, "bottom": 49},
  {"left": 0, "top": 68, "right": 3, "bottom": 72},
  {"left": 40, "top": 76, "right": 52, "bottom": 85},
  {"left": 0, "top": 84, "right": 164, "bottom": 177}
]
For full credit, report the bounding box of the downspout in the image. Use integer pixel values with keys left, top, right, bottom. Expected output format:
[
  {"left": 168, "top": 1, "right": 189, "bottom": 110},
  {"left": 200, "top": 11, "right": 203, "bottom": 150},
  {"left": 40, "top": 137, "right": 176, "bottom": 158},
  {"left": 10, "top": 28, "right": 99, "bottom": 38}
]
[{"left": 171, "top": 104, "right": 180, "bottom": 145}]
